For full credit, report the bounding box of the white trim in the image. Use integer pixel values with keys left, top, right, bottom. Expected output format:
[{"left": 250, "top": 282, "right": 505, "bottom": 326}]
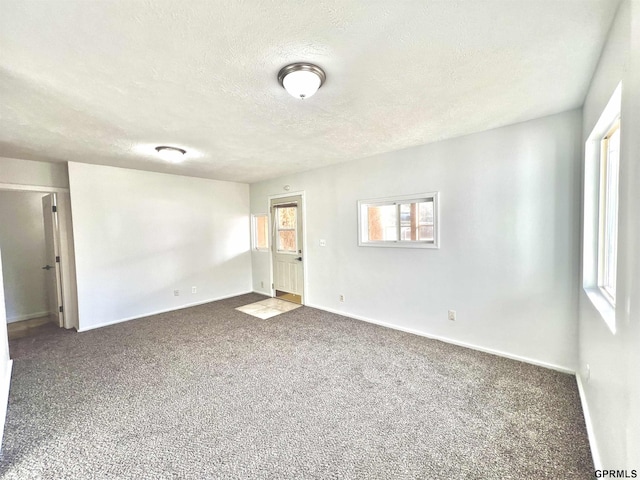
[
  {"left": 77, "top": 291, "right": 252, "bottom": 332},
  {"left": 55, "top": 192, "right": 79, "bottom": 330},
  {"left": 0, "top": 359, "right": 13, "bottom": 451},
  {"left": 583, "top": 82, "right": 621, "bottom": 333},
  {"left": 0, "top": 182, "right": 70, "bottom": 193},
  {"left": 576, "top": 373, "right": 602, "bottom": 470},
  {"left": 252, "top": 290, "right": 271, "bottom": 297},
  {"left": 584, "top": 287, "right": 616, "bottom": 334},
  {"left": 251, "top": 213, "right": 270, "bottom": 252},
  {"left": 6, "top": 310, "right": 50, "bottom": 324},
  {"left": 306, "top": 302, "right": 575, "bottom": 374},
  {"left": 267, "top": 190, "right": 307, "bottom": 304},
  {"left": 586, "top": 82, "right": 622, "bottom": 143}
]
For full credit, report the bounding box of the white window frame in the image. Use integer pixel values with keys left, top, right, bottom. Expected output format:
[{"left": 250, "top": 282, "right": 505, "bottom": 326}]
[
  {"left": 358, "top": 192, "right": 440, "bottom": 249},
  {"left": 251, "top": 213, "right": 269, "bottom": 252},
  {"left": 583, "top": 82, "right": 621, "bottom": 333},
  {"left": 273, "top": 204, "right": 298, "bottom": 254},
  {"left": 597, "top": 119, "right": 620, "bottom": 305}
]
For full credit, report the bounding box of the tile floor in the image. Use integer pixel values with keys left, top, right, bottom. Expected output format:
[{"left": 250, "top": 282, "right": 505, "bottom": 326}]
[{"left": 235, "top": 298, "right": 302, "bottom": 319}]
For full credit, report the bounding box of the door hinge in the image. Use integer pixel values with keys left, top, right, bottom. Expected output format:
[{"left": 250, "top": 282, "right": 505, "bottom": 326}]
[
  {"left": 272, "top": 283, "right": 274, "bottom": 289},
  {"left": 52, "top": 205, "right": 57, "bottom": 213},
  {"left": 59, "top": 306, "right": 63, "bottom": 313},
  {"left": 56, "top": 256, "right": 60, "bottom": 263}
]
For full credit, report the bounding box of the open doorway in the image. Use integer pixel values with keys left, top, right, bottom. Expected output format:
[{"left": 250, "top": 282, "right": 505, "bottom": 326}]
[{"left": 0, "top": 188, "right": 78, "bottom": 340}]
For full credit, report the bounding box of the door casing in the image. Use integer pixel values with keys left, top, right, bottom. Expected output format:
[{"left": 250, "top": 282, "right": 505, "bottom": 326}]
[
  {"left": 268, "top": 191, "right": 307, "bottom": 305},
  {"left": 0, "top": 184, "right": 78, "bottom": 330}
]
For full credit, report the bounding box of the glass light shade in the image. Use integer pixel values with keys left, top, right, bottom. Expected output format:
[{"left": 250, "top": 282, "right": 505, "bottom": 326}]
[
  {"left": 282, "top": 70, "right": 322, "bottom": 99},
  {"left": 155, "top": 146, "right": 186, "bottom": 163}
]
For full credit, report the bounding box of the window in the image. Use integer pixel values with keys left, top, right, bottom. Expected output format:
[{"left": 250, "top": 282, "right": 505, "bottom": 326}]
[
  {"left": 358, "top": 193, "right": 439, "bottom": 248},
  {"left": 598, "top": 119, "right": 620, "bottom": 303},
  {"left": 274, "top": 205, "right": 297, "bottom": 253},
  {"left": 252, "top": 214, "right": 268, "bottom": 251},
  {"left": 583, "top": 82, "right": 621, "bottom": 332}
]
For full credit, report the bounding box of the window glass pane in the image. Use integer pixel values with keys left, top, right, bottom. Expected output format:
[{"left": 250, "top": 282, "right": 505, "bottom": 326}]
[
  {"left": 419, "top": 225, "right": 434, "bottom": 241},
  {"left": 278, "top": 207, "right": 296, "bottom": 229},
  {"left": 397, "top": 200, "right": 434, "bottom": 242},
  {"left": 366, "top": 204, "right": 397, "bottom": 241},
  {"left": 419, "top": 201, "right": 434, "bottom": 241},
  {"left": 602, "top": 125, "right": 620, "bottom": 297},
  {"left": 278, "top": 231, "right": 297, "bottom": 252},
  {"left": 358, "top": 193, "right": 439, "bottom": 248},
  {"left": 255, "top": 215, "right": 268, "bottom": 250},
  {"left": 419, "top": 201, "right": 434, "bottom": 224},
  {"left": 399, "top": 203, "right": 415, "bottom": 241},
  {"left": 399, "top": 204, "right": 411, "bottom": 225}
]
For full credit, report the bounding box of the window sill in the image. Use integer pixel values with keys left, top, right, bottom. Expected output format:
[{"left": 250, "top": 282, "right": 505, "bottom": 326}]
[
  {"left": 584, "top": 287, "right": 616, "bottom": 334},
  {"left": 358, "top": 242, "right": 439, "bottom": 249}
]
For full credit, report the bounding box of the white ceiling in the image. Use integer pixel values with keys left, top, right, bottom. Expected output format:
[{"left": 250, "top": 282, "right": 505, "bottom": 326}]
[{"left": 0, "top": 0, "right": 619, "bottom": 184}]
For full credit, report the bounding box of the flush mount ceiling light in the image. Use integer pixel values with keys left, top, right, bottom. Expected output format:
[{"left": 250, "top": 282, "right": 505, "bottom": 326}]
[
  {"left": 155, "top": 146, "right": 186, "bottom": 162},
  {"left": 278, "top": 63, "right": 326, "bottom": 100}
]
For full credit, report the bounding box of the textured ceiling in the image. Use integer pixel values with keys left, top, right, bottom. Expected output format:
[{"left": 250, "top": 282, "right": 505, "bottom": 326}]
[{"left": 0, "top": 0, "right": 620, "bottom": 184}]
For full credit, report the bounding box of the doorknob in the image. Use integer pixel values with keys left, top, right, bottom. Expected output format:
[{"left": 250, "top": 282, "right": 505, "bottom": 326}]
[
  {"left": 296, "top": 257, "right": 302, "bottom": 261},
  {"left": 42, "top": 265, "right": 53, "bottom": 270}
]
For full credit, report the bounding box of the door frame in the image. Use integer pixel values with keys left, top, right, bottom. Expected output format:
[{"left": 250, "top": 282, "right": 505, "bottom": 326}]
[
  {"left": 268, "top": 191, "right": 307, "bottom": 305},
  {"left": 0, "top": 183, "right": 79, "bottom": 330},
  {"left": 42, "top": 193, "right": 65, "bottom": 328}
]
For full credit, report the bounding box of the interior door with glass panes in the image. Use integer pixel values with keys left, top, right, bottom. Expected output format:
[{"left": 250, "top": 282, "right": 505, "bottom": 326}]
[{"left": 271, "top": 195, "right": 304, "bottom": 304}]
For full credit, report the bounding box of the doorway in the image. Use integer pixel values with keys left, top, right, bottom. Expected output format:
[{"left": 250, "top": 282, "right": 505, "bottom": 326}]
[
  {"left": 270, "top": 194, "right": 304, "bottom": 305},
  {"left": 0, "top": 187, "right": 78, "bottom": 335}
]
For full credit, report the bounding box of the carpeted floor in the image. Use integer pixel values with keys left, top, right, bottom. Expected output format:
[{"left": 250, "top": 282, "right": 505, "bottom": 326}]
[{"left": 0, "top": 293, "right": 593, "bottom": 479}]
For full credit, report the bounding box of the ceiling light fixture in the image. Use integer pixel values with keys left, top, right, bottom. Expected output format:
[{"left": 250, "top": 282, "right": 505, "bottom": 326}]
[
  {"left": 278, "top": 63, "right": 326, "bottom": 100},
  {"left": 155, "top": 146, "right": 186, "bottom": 162}
]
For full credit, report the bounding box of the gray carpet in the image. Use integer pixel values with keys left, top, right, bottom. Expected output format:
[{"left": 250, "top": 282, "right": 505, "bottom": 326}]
[{"left": 0, "top": 293, "right": 593, "bottom": 479}]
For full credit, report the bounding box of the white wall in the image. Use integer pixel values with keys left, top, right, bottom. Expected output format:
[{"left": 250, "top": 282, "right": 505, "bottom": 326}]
[
  {"left": 0, "top": 250, "right": 13, "bottom": 450},
  {"left": 251, "top": 109, "right": 582, "bottom": 371},
  {"left": 0, "top": 191, "right": 50, "bottom": 322},
  {"left": 68, "top": 162, "right": 252, "bottom": 331},
  {"left": 0, "top": 157, "right": 68, "bottom": 188},
  {"left": 579, "top": 0, "right": 640, "bottom": 469}
]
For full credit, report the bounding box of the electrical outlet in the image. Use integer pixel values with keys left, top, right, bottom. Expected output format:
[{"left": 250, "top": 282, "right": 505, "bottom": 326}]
[
  {"left": 192, "top": 286, "right": 197, "bottom": 294},
  {"left": 448, "top": 310, "right": 456, "bottom": 321},
  {"left": 339, "top": 294, "right": 345, "bottom": 302},
  {"left": 174, "top": 289, "right": 180, "bottom": 296},
  {"left": 319, "top": 239, "right": 326, "bottom": 247}
]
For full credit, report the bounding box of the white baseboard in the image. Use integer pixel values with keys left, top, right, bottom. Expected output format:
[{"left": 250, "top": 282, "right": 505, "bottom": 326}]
[
  {"left": 0, "top": 358, "right": 13, "bottom": 451},
  {"left": 576, "top": 373, "right": 601, "bottom": 470},
  {"left": 252, "top": 290, "right": 271, "bottom": 297},
  {"left": 78, "top": 294, "right": 574, "bottom": 372},
  {"left": 77, "top": 291, "right": 253, "bottom": 332},
  {"left": 71, "top": 293, "right": 594, "bottom": 465},
  {"left": 306, "top": 303, "right": 575, "bottom": 375},
  {"left": 6, "top": 311, "right": 50, "bottom": 324}
]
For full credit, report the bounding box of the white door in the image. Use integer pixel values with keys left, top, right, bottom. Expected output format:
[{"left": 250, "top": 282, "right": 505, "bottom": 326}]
[
  {"left": 271, "top": 195, "right": 304, "bottom": 304},
  {"left": 42, "top": 194, "right": 64, "bottom": 327}
]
